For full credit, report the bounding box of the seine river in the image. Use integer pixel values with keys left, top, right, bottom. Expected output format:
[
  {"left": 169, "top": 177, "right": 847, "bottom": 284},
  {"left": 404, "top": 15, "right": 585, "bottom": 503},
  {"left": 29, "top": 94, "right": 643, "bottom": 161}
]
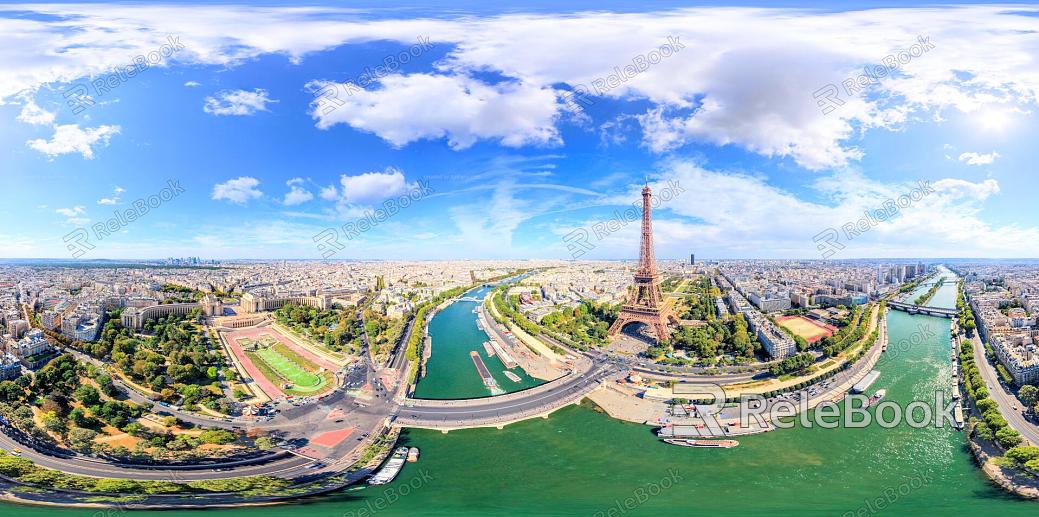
[{"left": 24, "top": 269, "right": 1039, "bottom": 516}]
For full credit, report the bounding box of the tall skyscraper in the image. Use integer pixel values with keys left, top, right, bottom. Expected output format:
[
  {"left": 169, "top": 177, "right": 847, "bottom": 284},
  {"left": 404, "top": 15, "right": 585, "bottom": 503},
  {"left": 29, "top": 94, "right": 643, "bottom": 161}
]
[{"left": 690, "top": 253, "right": 695, "bottom": 265}]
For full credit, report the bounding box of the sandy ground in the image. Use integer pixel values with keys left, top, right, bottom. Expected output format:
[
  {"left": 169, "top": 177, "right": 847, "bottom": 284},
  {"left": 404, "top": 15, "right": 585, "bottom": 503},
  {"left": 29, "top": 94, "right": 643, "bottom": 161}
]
[{"left": 587, "top": 383, "right": 663, "bottom": 424}]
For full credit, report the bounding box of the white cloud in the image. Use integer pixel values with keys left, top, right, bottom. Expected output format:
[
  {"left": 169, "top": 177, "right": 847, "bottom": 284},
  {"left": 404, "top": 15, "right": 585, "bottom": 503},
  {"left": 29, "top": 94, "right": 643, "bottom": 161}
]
[
  {"left": 283, "top": 177, "right": 314, "bottom": 205},
  {"left": 26, "top": 124, "right": 120, "bottom": 159},
  {"left": 323, "top": 168, "right": 410, "bottom": 205},
  {"left": 97, "top": 185, "right": 125, "bottom": 205},
  {"left": 17, "top": 98, "right": 55, "bottom": 126},
  {"left": 308, "top": 74, "right": 562, "bottom": 149},
  {"left": 957, "top": 151, "right": 1000, "bottom": 165},
  {"left": 566, "top": 159, "right": 1039, "bottom": 258},
  {"left": 184, "top": 80, "right": 201, "bottom": 87},
  {"left": 5, "top": 5, "right": 1039, "bottom": 169},
  {"left": 212, "top": 176, "right": 263, "bottom": 204},
  {"left": 55, "top": 206, "right": 88, "bottom": 225},
  {"left": 203, "top": 89, "right": 276, "bottom": 116}
]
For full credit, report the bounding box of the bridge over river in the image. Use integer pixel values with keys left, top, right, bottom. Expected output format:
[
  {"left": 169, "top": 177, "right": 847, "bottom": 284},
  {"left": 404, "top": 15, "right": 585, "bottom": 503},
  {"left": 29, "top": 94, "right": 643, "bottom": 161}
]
[
  {"left": 394, "top": 359, "right": 621, "bottom": 431},
  {"left": 887, "top": 300, "right": 956, "bottom": 318}
]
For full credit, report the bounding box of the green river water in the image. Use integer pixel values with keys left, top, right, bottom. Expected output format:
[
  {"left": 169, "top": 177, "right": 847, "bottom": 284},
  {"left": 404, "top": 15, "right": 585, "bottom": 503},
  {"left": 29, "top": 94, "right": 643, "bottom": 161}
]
[{"left": 14, "top": 270, "right": 1039, "bottom": 516}]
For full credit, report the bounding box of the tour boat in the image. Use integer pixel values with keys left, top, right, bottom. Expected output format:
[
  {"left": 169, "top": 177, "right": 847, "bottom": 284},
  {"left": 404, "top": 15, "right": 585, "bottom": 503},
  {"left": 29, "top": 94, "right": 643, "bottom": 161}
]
[
  {"left": 369, "top": 447, "right": 409, "bottom": 485},
  {"left": 663, "top": 439, "right": 738, "bottom": 448}
]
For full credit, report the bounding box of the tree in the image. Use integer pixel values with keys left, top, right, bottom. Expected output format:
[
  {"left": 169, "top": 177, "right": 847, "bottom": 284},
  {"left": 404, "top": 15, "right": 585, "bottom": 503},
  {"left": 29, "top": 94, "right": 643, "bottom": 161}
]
[
  {"left": 254, "top": 436, "right": 277, "bottom": 450},
  {"left": 996, "top": 426, "right": 1023, "bottom": 448},
  {"left": 975, "top": 398, "right": 998, "bottom": 414},
  {"left": 1018, "top": 385, "right": 1039, "bottom": 408},
  {"left": 69, "top": 407, "right": 94, "bottom": 428},
  {"left": 199, "top": 429, "right": 235, "bottom": 445},
  {"left": 73, "top": 385, "right": 101, "bottom": 406},
  {"left": 40, "top": 412, "right": 67, "bottom": 435},
  {"left": 1005, "top": 446, "right": 1039, "bottom": 465},
  {"left": 67, "top": 427, "right": 98, "bottom": 452},
  {"left": 0, "top": 381, "right": 23, "bottom": 403},
  {"left": 974, "top": 422, "right": 994, "bottom": 441}
]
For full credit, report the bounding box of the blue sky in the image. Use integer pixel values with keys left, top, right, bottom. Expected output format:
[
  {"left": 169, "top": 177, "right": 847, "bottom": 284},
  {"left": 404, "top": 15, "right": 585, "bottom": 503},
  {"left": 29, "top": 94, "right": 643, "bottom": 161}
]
[{"left": 2, "top": 2, "right": 1038, "bottom": 260}]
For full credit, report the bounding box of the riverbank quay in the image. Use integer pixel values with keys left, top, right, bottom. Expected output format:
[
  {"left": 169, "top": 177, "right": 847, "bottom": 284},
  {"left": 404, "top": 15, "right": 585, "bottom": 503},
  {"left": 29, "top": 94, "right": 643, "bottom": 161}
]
[
  {"left": 955, "top": 312, "right": 1039, "bottom": 499},
  {"left": 481, "top": 300, "right": 565, "bottom": 381},
  {"left": 967, "top": 431, "right": 1039, "bottom": 500},
  {"left": 587, "top": 306, "right": 887, "bottom": 437}
]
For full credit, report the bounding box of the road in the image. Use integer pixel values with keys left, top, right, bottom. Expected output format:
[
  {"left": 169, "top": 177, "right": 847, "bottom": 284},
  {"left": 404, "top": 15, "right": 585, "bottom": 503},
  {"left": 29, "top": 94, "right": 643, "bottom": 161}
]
[
  {"left": 970, "top": 332, "right": 1039, "bottom": 446},
  {"left": 397, "top": 358, "right": 620, "bottom": 427},
  {"left": 0, "top": 429, "right": 314, "bottom": 480}
]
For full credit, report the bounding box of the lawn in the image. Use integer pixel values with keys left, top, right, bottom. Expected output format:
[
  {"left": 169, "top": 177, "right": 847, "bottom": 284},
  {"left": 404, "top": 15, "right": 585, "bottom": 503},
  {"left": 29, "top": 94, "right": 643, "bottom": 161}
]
[{"left": 251, "top": 344, "right": 329, "bottom": 394}]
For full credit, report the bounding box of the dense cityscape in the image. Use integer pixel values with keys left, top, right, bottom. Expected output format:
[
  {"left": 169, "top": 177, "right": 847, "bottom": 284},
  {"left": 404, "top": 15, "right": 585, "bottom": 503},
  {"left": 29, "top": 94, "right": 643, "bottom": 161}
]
[{"left": 5, "top": 2, "right": 1039, "bottom": 516}]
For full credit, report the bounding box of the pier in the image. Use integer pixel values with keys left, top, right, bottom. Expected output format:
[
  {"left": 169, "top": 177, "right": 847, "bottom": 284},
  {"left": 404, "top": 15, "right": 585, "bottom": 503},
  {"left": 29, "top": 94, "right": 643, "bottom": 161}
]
[
  {"left": 470, "top": 351, "right": 499, "bottom": 389},
  {"left": 489, "top": 339, "right": 518, "bottom": 369}
]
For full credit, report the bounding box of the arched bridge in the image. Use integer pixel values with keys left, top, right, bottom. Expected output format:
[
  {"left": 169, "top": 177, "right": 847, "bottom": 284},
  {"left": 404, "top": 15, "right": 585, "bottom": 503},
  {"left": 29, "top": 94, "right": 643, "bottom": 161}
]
[
  {"left": 887, "top": 301, "right": 956, "bottom": 318},
  {"left": 393, "top": 361, "right": 621, "bottom": 431}
]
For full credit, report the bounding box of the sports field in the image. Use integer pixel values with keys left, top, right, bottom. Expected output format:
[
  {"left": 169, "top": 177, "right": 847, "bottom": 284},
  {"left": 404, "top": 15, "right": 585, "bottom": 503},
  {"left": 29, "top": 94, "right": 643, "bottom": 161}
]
[
  {"left": 255, "top": 345, "right": 325, "bottom": 390},
  {"left": 776, "top": 315, "right": 835, "bottom": 343},
  {"left": 224, "top": 326, "right": 337, "bottom": 398}
]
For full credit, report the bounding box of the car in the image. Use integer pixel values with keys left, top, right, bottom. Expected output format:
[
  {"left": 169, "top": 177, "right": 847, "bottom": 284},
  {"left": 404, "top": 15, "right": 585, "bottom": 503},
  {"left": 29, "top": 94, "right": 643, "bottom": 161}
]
[{"left": 11, "top": 449, "right": 22, "bottom": 456}]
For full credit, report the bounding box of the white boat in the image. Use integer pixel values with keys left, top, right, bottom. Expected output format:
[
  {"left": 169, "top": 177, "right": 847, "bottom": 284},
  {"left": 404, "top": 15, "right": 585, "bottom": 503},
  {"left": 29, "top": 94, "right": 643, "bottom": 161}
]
[
  {"left": 663, "top": 439, "right": 738, "bottom": 448},
  {"left": 503, "top": 371, "right": 521, "bottom": 382},
  {"left": 865, "top": 389, "right": 886, "bottom": 408},
  {"left": 369, "top": 447, "right": 409, "bottom": 485},
  {"left": 407, "top": 447, "right": 419, "bottom": 463}
]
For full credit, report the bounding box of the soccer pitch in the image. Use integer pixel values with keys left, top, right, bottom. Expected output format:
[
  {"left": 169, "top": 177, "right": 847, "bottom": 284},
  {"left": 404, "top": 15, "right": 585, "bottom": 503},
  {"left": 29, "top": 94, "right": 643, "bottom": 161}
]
[{"left": 255, "top": 346, "right": 326, "bottom": 392}]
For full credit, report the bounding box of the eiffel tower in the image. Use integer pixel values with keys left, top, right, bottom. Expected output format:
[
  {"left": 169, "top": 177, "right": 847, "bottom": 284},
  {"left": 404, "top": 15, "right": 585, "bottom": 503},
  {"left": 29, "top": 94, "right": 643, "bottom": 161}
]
[{"left": 608, "top": 184, "right": 676, "bottom": 342}]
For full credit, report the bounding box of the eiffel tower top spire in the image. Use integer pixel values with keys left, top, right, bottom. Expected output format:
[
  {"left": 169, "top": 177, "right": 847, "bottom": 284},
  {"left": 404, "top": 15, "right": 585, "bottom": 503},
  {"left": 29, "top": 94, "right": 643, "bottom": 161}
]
[{"left": 637, "top": 184, "right": 657, "bottom": 277}]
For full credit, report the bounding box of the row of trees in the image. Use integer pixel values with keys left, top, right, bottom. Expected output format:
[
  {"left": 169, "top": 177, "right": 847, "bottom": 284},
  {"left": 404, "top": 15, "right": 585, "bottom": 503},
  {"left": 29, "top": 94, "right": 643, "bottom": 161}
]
[
  {"left": 768, "top": 352, "right": 815, "bottom": 376},
  {"left": 819, "top": 305, "right": 869, "bottom": 357},
  {"left": 961, "top": 340, "right": 1024, "bottom": 448},
  {"left": 914, "top": 278, "right": 945, "bottom": 305},
  {"left": 956, "top": 283, "right": 977, "bottom": 337},
  {"left": 0, "top": 450, "right": 290, "bottom": 496}
]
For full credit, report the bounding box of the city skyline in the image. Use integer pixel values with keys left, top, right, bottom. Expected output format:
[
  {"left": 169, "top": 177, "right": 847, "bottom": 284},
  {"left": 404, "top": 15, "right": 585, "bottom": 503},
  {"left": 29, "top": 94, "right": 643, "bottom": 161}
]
[{"left": 3, "top": 2, "right": 1039, "bottom": 260}]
